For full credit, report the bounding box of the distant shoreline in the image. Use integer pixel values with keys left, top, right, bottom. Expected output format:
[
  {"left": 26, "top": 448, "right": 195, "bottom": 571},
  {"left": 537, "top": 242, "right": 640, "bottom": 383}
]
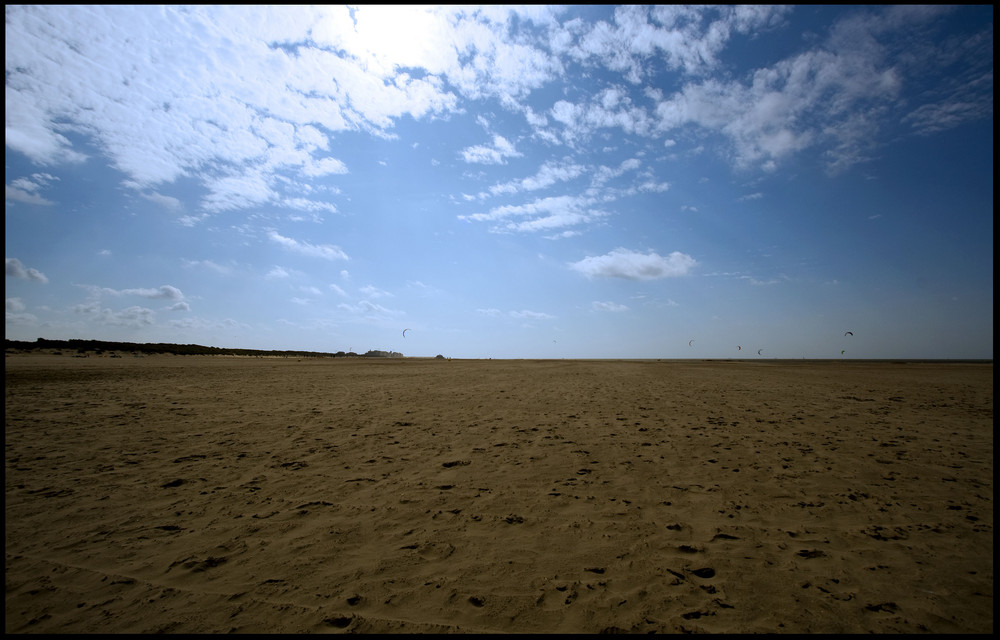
[{"left": 4, "top": 348, "right": 991, "bottom": 366}]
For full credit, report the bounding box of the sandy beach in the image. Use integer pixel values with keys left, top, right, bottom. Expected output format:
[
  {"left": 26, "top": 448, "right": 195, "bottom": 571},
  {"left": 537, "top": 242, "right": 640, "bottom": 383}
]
[{"left": 5, "top": 354, "right": 993, "bottom": 633}]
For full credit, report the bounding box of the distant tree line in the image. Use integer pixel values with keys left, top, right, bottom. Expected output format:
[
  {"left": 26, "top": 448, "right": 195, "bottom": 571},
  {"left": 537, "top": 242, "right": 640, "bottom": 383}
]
[
  {"left": 361, "top": 349, "right": 404, "bottom": 358},
  {"left": 5, "top": 338, "right": 404, "bottom": 359}
]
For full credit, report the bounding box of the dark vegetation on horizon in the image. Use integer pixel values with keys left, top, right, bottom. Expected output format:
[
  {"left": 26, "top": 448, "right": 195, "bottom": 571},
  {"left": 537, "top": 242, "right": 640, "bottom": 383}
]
[{"left": 5, "top": 338, "right": 402, "bottom": 358}]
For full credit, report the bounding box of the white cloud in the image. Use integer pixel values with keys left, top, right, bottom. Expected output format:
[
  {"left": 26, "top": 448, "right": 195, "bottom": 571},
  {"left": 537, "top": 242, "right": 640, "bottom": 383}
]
[
  {"left": 201, "top": 171, "right": 277, "bottom": 213},
  {"left": 488, "top": 159, "right": 586, "bottom": 196},
  {"left": 523, "top": 105, "right": 549, "bottom": 128},
  {"left": 406, "top": 280, "right": 443, "bottom": 297},
  {"left": 329, "top": 283, "right": 348, "bottom": 297},
  {"left": 509, "top": 309, "right": 554, "bottom": 320},
  {"left": 5, "top": 173, "right": 59, "bottom": 206},
  {"left": 142, "top": 191, "right": 182, "bottom": 211},
  {"left": 5, "top": 258, "right": 49, "bottom": 283},
  {"left": 592, "top": 301, "right": 629, "bottom": 312},
  {"left": 459, "top": 194, "right": 608, "bottom": 234},
  {"left": 569, "top": 248, "right": 697, "bottom": 280},
  {"left": 298, "top": 286, "right": 322, "bottom": 297},
  {"left": 110, "top": 306, "right": 156, "bottom": 327},
  {"left": 460, "top": 135, "right": 522, "bottom": 165},
  {"left": 359, "top": 285, "right": 393, "bottom": 299},
  {"left": 73, "top": 302, "right": 156, "bottom": 328},
  {"left": 591, "top": 158, "right": 642, "bottom": 187},
  {"left": 5, "top": 3, "right": 987, "bottom": 221},
  {"left": 5, "top": 297, "right": 37, "bottom": 324},
  {"left": 645, "top": 6, "right": 979, "bottom": 173},
  {"left": 337, "top": 299, "right": 401, "bottom": 319},
  {"left": 303, "top": 157, "right": 349, "bottom": 177},
  {"left": 268, "top": 231, "right": 349, "bottom": 261},
  {"left": 461, "top": 156, "right": 665, "bottom": 234},
  {"left": 4, "top": 88, "right": 89, "bottom": 165},
  {"left": 5, "top": 185, "right": 54, "bottom": 206},
  {"left": 79, "top": 284, "right": 185, "bottom": 301},
  {"left": 115, "top": 285, "right": 184, "bottom": 300},
  {"left": 556, "top": 5, "right": 792, "bottom": 83},
  {"left": 182, "top": 259, "right": 233, "bottom": 275},
  {"left": 4, "top": 5, "right": 464, "bottom": 215},
  {"left": 5, "top": 296, "right": 39, "bottom": 324},
  {"left": 279, "top": 197, "right": 339, "bottom": 215},
  {"left": 476, "top": 307, "right": 555, "bottom": 321},
  {"left": 739, "top": 275, "right": 787, "bottom": 287},
  {"left": 637, "top": 179, "right": 670, "bottom": 193}
]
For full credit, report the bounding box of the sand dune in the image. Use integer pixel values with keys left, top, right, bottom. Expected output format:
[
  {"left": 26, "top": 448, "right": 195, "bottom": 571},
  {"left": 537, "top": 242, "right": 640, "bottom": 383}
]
[{"left": 5, "top": 354, "right": 993, "bottom": 633}]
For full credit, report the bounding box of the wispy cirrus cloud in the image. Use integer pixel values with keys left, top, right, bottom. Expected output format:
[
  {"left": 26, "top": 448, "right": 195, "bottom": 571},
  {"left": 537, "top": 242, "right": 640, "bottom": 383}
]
[
  {"left": 337, "top": 299, "right": 402, "bottom": 320},
  {"left": 182, "top": 259, "right": 234, "bottom": 275},
  {"left": 268, "top": 231, "right": 349, "bottom": 261},
  {"left": 509, "top": 309, "right": 555, "bottom": 320},
  {"left": 459, "top": 194, "right": 609, "bottom": 235},
  {"left": 592, "top": 300, "right": 629, "bottom": 312},
  {"left": 359, "top": 285, "right": 393, "bottom": 299},
  {"left": 477, "top": 307, "right": 554, "bottom": 321}
]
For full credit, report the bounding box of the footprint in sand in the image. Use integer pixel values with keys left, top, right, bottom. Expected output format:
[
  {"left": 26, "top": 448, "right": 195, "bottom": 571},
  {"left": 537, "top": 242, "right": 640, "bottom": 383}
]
[
  {"left": 690, "top": 567, "right": 715, "bottom": 579},
  {"left": 468, "top": 596, "right": 486, "bottom": 607},
  {"left": 168, "top": 556, "right": 227, "bottom": 572},
  {"left": 323, "top": 616, "right": 353, "bottom": 628}
]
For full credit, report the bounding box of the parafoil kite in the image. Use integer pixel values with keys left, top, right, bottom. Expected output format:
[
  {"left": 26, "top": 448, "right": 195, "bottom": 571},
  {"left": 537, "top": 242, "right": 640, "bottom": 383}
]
[
  {"left": 402, "top": 328, "right": 411, "bottom": 338},
  {"left": 844, "top": 331, "right": 853, "bottom": 336}
]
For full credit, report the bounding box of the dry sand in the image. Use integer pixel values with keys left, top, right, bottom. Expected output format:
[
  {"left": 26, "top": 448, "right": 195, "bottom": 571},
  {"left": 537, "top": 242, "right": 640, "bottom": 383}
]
[{"left": 5, "top": 354, "right": 993, "bottom": 633}]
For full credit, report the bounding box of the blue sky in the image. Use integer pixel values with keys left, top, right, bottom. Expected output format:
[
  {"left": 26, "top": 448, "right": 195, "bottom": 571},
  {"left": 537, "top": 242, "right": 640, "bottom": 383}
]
[{"left": 5, "top": 5, "right": 993, "bottom": 359}]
